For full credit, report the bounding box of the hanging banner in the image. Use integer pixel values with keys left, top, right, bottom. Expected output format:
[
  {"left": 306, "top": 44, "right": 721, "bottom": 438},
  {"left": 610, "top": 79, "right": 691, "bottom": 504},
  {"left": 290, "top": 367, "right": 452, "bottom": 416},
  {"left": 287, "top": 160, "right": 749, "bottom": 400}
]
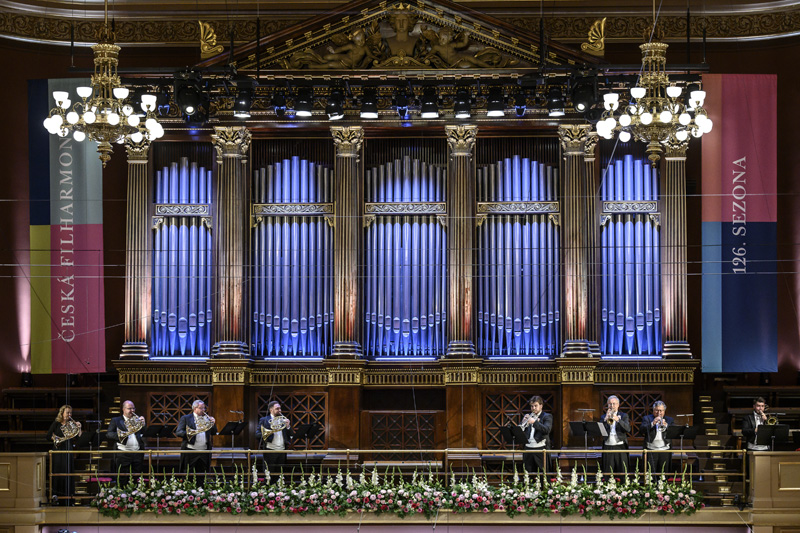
[
  {"left": 702, "top": 74, "right": 777, "bottom": 372},
  {"left": 28, "top": 79, "right": 106, "bottom": 374}
]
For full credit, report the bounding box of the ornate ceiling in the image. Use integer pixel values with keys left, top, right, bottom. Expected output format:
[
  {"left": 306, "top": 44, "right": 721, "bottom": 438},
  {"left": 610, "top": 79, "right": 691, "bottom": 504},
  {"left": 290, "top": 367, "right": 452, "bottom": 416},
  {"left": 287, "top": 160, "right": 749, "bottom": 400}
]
[{"left": 1, "top": 0, "right": 798, "bottom": 45}]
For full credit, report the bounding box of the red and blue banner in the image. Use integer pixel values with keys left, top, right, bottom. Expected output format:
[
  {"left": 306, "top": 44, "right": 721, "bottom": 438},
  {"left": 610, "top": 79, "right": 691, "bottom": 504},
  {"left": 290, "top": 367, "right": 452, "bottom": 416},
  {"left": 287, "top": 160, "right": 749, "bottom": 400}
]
[
  {"left": 28, "top": 79, "right": 106, "bottom": 374},
  {"left": 702, "top": 74, "right": 777, "bottom": 372}
]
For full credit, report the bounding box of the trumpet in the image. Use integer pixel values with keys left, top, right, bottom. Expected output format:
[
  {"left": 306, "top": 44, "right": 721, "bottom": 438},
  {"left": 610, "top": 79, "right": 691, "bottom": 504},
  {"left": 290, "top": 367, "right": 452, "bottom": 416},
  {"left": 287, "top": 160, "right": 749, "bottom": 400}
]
[
  {"left": 764, "top": 405, "right": 778, "bottom": 425},
  {"left": 520, "top": 413, "right": 538, "bottom": 429},
  {"left": 117, "top": 413, "right": 145, "bottom": 442},
  {"left": 187, "top": 414, "right": 215, "bottom": 437},
  {"left": 52, "top": 417, "right": 81, "bottom": 445},
  {"left": 260, "top": 415, "right": 289, "bottom": 440}
]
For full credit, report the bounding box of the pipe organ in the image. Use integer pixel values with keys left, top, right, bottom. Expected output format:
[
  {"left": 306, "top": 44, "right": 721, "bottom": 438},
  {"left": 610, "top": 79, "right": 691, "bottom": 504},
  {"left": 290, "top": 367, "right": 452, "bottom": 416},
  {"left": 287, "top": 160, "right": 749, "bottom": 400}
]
[
  {"left": 476, "top": 156, "right": 561, "bottom": 357},
  {"left": 250, "top": 157, "right": 334, "bottom": 357},
  {"left": 364, "top": 156, "right": 448, "bottom": 358},
  {"left": 600, "top": 154, "right": 662, "bottom": 355},
  {"left": 152, "top": 157, "right": 213, "bottom": 356}
]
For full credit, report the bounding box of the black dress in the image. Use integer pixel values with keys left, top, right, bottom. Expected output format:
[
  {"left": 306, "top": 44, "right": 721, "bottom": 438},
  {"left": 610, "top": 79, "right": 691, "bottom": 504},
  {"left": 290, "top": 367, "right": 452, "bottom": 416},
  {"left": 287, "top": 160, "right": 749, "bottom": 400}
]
[{"left": 46, "top": 421, "right": 76, "bottom": 503}]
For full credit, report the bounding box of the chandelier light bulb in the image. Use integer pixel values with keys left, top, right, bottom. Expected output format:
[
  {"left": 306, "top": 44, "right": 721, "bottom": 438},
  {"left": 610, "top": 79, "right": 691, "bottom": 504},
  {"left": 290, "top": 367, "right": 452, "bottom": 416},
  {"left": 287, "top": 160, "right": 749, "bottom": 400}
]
[
  {"left": 701, "top": 118, "right": 713, "bottom": 133},
  {"left": 122, "top": 104, "right": 134, "bottom": 116},
  {"left": 694, "top": 113, "right": 708, "bottom": 127},
  {"left": 141, "top": 94, "right": 157, "bottom": 112},
  {"left": 603, "top": 92, "right": 619, "bottom": 111},
  {"left": 679, "top": 112, "right": 691, "bottom": 126},
  {"left": 619, "top": 130, "right": 632, "bottom": 142},
  {"left": 675, "top": 130, "right": 689, "bottom": 141},
  {"left": 130, "top": 131, "right": 144, "bottom": 143},
  {"left": 127, "top": 114, "right": 140, "bottom": 127},
  {"left": 113, "top": 87, "right": 130, "bottom": 99},
  {"left": 76, "top": 86, "right": 93, "bottom": 99},
  {"left": 83, "top": 111, "right": 96, "bottom": 124},
  {"left": 630, "top": 87, "right": 646, "bottom": 99},
  {"left": 59, "top": 99, "right": 71, "bottom": 110},
  {"left": 604, "top": 116, "right": 617, "bottom": 129},
  {"left": 666, "top": 86, "right": 682, "bottom": 98},
  {"left": 52, "top": 91, "right": 69, "bottom": 104},
  {"left": 619, "top": 114, "right": 632, "bottom": 127},
  {"left": 690, "top": 90, "right": 706, "bottom": 107},
  {"left": 640, "top": 112, "right": 653, "bottom": 125},
  {"left": 66, "top": 111, "right": 79, "bottom": 124},
  {"left": 107, "top": 112, "right": 120, "bottom": 125},
  {"left": 660, "top": 110, "right": 673, "bottom": 123},
  {"left": 73, "top": 130, "right": 86, "bottom": 142},
  {"left": 145, "top": 118, "right": 158, "bottom": 131},
  {"left": 51, "top": 114, "right": 63, "bottom": 127},
  {"left": 692, "top": 128, "right": 703, "bottom": 138}
]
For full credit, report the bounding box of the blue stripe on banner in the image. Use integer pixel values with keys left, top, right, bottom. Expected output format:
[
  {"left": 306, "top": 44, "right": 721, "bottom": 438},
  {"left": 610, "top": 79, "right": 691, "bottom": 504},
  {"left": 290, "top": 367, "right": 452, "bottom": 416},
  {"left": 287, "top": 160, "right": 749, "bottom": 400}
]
[
  {"left": 702, "top": 221, "right": 723, "bottom": 373},
  {"left": 28, "top": 79, "right": 50, "bottom": 225},
  {"left": 721, "top": 221, "right": 777, "bottom": 372}
]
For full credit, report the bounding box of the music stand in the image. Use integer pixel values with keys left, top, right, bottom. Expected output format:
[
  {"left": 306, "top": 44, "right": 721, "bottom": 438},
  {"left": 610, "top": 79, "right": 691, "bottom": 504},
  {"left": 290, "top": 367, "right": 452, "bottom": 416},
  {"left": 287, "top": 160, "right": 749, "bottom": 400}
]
[
  {"left": 218, "top": 421, "right": 246, "bottom": 464},
  {"left": 755, "top": 424, "right": 790, "bottom": 451},
  {"left": 570, "top": 421, "right": 608, "bottom": 472},
  {"left": 294, "top": 422, "right": 322, "bottom": 469}
]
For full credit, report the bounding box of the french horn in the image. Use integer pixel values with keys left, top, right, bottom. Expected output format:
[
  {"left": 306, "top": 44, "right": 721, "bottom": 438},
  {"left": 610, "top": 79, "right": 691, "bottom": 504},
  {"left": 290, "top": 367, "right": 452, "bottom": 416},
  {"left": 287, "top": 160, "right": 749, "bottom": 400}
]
[
  {"left": 260, "top": 415, "right": 289, "bottom": 440},
  {"left": 187, "top": 414, "right": 215, "bottom": 437},
  {"left": 117, "top": 413, "right": 145, "bottom": 442},
  {"left": 52, "top": 418, "right": 80, "bottom": 445}
]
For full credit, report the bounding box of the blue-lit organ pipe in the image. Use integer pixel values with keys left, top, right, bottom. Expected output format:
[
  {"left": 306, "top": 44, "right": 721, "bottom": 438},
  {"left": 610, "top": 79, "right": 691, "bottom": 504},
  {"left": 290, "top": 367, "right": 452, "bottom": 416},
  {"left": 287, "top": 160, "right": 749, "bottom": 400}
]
[
  {"left": 364, "top": 156, "right": 447, "bottom": 357},
  {"left": 251, "top": 158, "right": 333, "bottom": 357},
  {"left": 600, "top": 154, "right": 661, "bottom": 355},
  {"left": 476, "top": 156, "right": 560, "bottom": 357},
  {"left": 152, "top": 157, "right": 212, "bottom": 356}
]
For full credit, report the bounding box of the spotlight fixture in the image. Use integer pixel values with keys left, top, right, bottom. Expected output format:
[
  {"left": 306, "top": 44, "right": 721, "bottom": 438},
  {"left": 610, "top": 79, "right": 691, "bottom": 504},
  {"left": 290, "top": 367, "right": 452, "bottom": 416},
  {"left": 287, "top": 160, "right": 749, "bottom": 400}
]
[
  {"left": 453, "top": 87, "right": 471, "bottom": 119},
  {"left": 546, "top": 86, "right": 565, "bottom": 117},
  {"left": 571, "top": 81, "right": 596, "bottom": 113},
  {"left": 394, "top": 90, "right": 410, "bottom": 119},
  {"left": 272, "top": 92, "right": 287, "bottom": 117},
  {"left": 514, "top": 91, "right": 528, "bottom": 117},
  {"left": 420, "top": 87, "right": 439, "bottom": 119},
  {"left": 486, "top": 86, "right": 505, "bottom": 117},
  {"left": 295, "top": 87, "right": 314, "bottom": 117},
  {"left": 174, "top": 73, "right": 204, "bottom": 117},
  {"left": 326, "top": 87, "right": 345, "bottom": 120},
  {"left": 360, "top": 88, "right": 379, "bottom": 119},
  {"left": 156, "top": 87, "right": 171, "bottom": 116},
  {"left": 233, "top": 88, "right": 253, "bottom": 119}
]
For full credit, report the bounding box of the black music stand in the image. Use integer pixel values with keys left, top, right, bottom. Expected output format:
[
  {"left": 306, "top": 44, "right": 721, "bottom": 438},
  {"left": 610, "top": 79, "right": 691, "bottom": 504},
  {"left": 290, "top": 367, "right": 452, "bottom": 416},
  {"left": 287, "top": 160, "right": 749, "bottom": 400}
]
[
  {"left": 75, "top": 427, "right": 102, "bottom": 450},
  {"left": 755, "top": 424, "right": 790, "bottom": 451},
  {"left": 570, "top": 421, "right": 607, "bottom": 472},
  {"left": 294, "top": 422, "right": 322, "bottom": 469},
  {"left": 218, "top": 421, "right": 247, "bottom": 464}
]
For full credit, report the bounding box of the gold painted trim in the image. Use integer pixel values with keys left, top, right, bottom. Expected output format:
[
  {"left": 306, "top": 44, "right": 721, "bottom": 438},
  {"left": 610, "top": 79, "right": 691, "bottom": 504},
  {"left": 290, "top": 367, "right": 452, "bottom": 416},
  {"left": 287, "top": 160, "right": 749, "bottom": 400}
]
[
  {"left": 116, "top": 365, "right": 212, "bottom": 385},
  {"left": 594, "top": 365, "right": 695, "bottom": 384},
  {"left": 0, "top": 462, "right": 10, "bottom": 491}
]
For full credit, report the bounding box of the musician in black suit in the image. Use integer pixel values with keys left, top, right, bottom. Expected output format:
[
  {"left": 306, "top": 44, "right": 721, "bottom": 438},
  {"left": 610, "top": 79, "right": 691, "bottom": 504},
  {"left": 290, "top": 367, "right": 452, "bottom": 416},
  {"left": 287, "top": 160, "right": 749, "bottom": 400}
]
[
  {"left": 175, "top": 400, "right": 217, "bottom": 476},
  {"left": 600, "top": 395, "right": 631, "bottom": 476},
  {"left": 256, "top": 401, "right": 294, "bottom": 480},
  {"left": 106, "top": 400, "right": 145, "bottom": 487},
  {"left": 740, "top": 396, "right": 770, "bottom": 451},
  {"left": 640, "top": 400, "right": 674, "bottom": 477},
  {"left": 519, "top": 396, "right": 553, "bottom": 475}
]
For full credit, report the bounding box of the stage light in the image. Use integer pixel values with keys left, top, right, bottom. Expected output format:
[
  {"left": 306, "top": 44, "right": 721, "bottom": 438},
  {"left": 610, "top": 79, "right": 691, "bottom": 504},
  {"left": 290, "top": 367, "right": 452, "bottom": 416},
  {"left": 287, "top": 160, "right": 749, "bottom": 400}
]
[
  {"left": 420, "top": 88, "right": 439, "bottom": 119},
  {"left": 174, "top": 74, "right": 204, "bottom": 117},
  {"left": 486, "top": 86, "right": 505, "bottom": 117},
  {"left": 295, "top": 88, "right": 314, "bottom": 117},
  {"left": 514, "top": 91, "right": 527, "bottom": 117},
  {"left": 546, "top": 86, "right": 565, "bottom": 117},
  {"left": 453, "top": 87, "right": 471, "bottom": 119},
  {"left": 326, "top": 87, "right": 344, "bottom": 120},
  {"left": 272, "top": 92, "right": 287, "bottom": 117},
  {"left": 571, "top": 82, "right": 596, "bottom": 112},
  {"left": 233, "top": 88, "right": 252, "bottom": 119},
  {"left": 360, "top": 88, "right": 379, "bottom": 119},
  {"left": 394, "top": 90, "right": 410, "bottom": 119}
]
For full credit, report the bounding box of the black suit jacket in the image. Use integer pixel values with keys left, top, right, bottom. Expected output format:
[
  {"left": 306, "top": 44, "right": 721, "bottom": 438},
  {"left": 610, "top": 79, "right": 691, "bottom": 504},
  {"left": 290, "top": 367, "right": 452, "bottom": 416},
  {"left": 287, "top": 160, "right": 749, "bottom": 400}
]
[
  {"left": 106, "top": 415, "right": 146, "bottom": 450},
  {"left": 175, "top": 413, "right": 217, "bottom": 450},
  {"left": 522, "top": 412, "right": 553, "bottom": 448},
  {"left": 601, "top": 411, "right": 632, "bottom": 445},
  {"left": 256, "top": 415, "right": 294, "bottom": 450},
  {"left": 740, "top": 412, "right": 761, "bottom": 447},
  {"left": 640, "top": 414, "right": 674, "bottom": 448}
]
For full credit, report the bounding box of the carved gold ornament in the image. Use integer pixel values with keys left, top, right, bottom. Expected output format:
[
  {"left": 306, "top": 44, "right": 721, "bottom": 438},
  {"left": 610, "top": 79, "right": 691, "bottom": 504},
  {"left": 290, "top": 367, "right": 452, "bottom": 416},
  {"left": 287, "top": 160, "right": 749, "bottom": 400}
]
[
  {"left": 581, "top": 18, "right": 606, "bottom": 56},
  {"left": 199, "top": 21, "right": 224, "bottom": 59}
]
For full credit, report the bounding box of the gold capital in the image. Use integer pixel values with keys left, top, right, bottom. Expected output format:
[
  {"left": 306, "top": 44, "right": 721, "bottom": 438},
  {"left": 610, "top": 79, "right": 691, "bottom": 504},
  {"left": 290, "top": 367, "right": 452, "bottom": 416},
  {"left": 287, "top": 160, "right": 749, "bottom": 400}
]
[
  {"left": 558, "top": 124, "right": 592, "bottom": 155},
  {"left": 664, "top": 137, "right": 689, "bottom": 160},
  {"left": 212, "top": 126, "right": 251, "bottom": 161},
  {"left": 125, "top": 137, "right": 150, "bottom": 162},
  {"left": 445, "top": 125, "right": 478, "bottom": 157},
  {"left": 331, "top": 126, "right": 364, "bottom": 158},
  {"left": 584, "top": 131, "right": 598, "bottom": 160}
]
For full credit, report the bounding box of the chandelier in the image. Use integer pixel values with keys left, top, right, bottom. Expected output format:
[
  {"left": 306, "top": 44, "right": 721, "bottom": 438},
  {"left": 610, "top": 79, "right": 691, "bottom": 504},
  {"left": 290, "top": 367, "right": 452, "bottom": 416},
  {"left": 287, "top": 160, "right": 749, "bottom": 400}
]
[
  {"left": 594, "top": 31, "right": 712, "bottom": 166},
  {"left": 42, "top": 3, "right": 164, "bottom": 167}
]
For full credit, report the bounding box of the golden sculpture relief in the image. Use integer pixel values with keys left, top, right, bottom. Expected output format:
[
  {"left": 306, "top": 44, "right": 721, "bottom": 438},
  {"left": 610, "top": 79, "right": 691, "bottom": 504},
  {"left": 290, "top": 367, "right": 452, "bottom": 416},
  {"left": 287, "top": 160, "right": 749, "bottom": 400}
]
[
  {"left": 558, "top": 124, "right": 592, "bottom": 155},
  {"left": 199, "top": 21, "right": 224, "bottom": 59},
  {"left": 212, "top": 127, "right": 252, "bottom": 160},
  {"left": 445, "top": 124, "right": 478, "bottom": 157},
  {"left": 581, "top": 18, "right": 606, "bottom": 57},
  {"left": 331, "top": 126, "right": 365, "bottom": 157}
]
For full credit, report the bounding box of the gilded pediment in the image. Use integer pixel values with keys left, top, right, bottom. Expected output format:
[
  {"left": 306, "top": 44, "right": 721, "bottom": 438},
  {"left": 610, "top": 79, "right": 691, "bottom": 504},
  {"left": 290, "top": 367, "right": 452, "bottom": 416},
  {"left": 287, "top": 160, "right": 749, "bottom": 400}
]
[{"left": 212, "top": 0, "right": 599, "bottom": 72}]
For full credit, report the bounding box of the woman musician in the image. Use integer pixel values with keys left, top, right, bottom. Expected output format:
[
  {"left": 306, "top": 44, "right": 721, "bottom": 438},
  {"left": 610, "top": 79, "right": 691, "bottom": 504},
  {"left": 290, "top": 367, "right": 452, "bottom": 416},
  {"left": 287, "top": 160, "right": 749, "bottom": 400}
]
[{"left": 46, "top": 405, "right": 82, "bottom": 505}]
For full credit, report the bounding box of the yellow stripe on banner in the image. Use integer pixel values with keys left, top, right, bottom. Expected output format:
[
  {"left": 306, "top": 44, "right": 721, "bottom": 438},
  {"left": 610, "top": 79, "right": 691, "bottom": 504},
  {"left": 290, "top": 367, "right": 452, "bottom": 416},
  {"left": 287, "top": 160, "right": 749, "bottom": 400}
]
[{"left": 30, "top": 225, "right": 52, "bottom": 374}]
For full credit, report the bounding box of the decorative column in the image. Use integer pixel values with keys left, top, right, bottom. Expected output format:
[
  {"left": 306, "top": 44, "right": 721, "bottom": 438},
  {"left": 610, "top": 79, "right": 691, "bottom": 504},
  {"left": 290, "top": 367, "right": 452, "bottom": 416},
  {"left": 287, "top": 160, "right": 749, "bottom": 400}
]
[
  {"left": 444, "top": 125, "right": 478, "bottom": 358},
  {"left": 559, "top": 124, "right": 593, "bottom": 356},
  {"left": 120, "top": 139, "right": 151, "bottom": 359},
  {"left": 331, "top": 126, "right": 364, "bottom": 358},
  {"left": 583, "top": 132, "right": 601, "bottom": 356},
  {"left": 661, "top": 139, "right": 691, "bottom": 357},
  {"left": 211, "top": 126, "right": 251, "bottom": 358}
]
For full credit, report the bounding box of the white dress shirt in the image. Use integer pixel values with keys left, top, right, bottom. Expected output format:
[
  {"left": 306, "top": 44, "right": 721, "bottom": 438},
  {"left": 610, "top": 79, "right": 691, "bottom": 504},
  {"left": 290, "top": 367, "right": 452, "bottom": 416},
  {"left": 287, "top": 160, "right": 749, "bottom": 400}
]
[
  {"left": 647, "top": 420, "right": 669, "bottom": 450},
  {"left": 187, "top": 415, "right": 207, "bottom": 450},
  {"left": 116, "top": 415, "right": 141, "bottom": 452},
  {"left": 748, "top": 412, "right": 769, "bottom": 451},
  {"left": 266, "top": 425, "right": 285, "bottom": 451},
  {"left": 605, "top": 413, "right": 621, "bottom": 446},
  {"left": 523, "top": 415, "right": 546, "bottom": 448}
]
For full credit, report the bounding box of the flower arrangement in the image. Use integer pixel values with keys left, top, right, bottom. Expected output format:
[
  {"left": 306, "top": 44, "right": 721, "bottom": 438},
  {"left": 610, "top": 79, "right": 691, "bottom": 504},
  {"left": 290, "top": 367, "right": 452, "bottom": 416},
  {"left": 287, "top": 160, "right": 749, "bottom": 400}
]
[{"left": 91, "top": 464, "right": 703, "bottom": 520}]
